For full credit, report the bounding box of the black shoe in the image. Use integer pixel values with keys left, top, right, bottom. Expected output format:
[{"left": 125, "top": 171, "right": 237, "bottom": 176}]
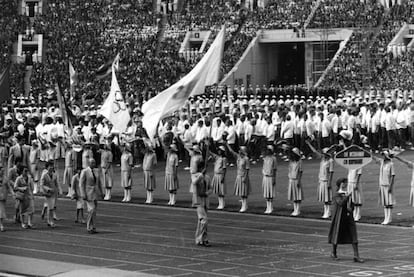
[
  {"left": 88, "top": 229, "right": 98, "bottom": 234},
  {"left": 330, "top": 253, "right": 339, "bottom": 260},
  {"left": 197, "top": 241, "right": 211, "bottom": 247},
  {"left": 47, "top": 223, "right": 56, "bottom": 228},
  {"left": 202, "top": 241, "right": 211, "bottom": 247},
  {"left": 354, "top": 257, "right": 364, "bottom": 263}
]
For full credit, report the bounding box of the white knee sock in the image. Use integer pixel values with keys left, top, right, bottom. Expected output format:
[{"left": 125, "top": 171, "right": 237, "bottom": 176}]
[
  {"left": 122, "top": 190, "right": 127, "bottom": 202},
  {"left": 145, "top": 191, "right": 150, "bottom": 203},
  {"left": 382, "top": 208, "right": 387, "bottom": 224}
]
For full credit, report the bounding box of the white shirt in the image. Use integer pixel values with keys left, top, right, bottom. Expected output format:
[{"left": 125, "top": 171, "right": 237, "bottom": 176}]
[
  {"left": 225, "top": 125, "right": 236, "bottom": 144},
  {"left": 281, "top": 120, "right": 294, "bottom": 139},
  {"left": 265, "top": 122, "right": 275, "bottom": 141},
  {"left": 321, "top": 119, "right": 331, "bottom": 138},
  {"left": 385, "top": 112, "right": 396, "bottom": 131},
  {"left": 396, "top": 110, "right": 407, "bottom": 129},
  {"left": 331, "top": 115, "right": 339, "bottom": 133},
  {"left": 244, "top": 124, "right": 253, "bottom": 142},
  {"left": 212, "top": 124, "right": 225, "bottom": 142}
]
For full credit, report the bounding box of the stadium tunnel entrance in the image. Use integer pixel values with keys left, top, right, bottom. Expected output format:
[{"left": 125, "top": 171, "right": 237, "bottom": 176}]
[{"left": 220, "top": 28, "right": 353, "bottom": 89}]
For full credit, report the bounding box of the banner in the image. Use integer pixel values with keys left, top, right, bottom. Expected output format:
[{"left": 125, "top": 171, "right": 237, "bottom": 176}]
[
  {"left": 98, "top": 69, "right": 130, "bottom": 132},
  {"left": 142, "top": 27, "right": 225, "bottom": 141},
  {"left": 95, "top": 53, "right": 120, "bottom": 80},
  {"left": 69, "top": 62, "right": 78, "bottom": 99}
]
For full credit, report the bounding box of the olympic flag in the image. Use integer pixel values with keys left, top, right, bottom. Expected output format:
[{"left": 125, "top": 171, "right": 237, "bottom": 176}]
[
  {"left": 142, "top": 26, "right": 225, "bottom": 142},
  {"left": 98, "top": 69, "right": 130, "bottom": 133}
]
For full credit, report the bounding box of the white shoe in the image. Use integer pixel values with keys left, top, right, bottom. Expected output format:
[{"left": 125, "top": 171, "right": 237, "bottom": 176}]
[
  {"left": 291, "top": 211, "right": 297, "bottom": 216},
  {"left": 239, "top": 202, "right": 247, "bottom": 213},
  {"left": 265, "top": 207, "right": 273, "bottom": 214},
  {"left": 184, "top": 167, "right": 190, "bottom": 170},
  {"left": 322, "top": 213, "right": 329, "bottom": 219},
  {"left": 307, "top": 156, "right": 313, "bottom": 160},
  {"left": 66, "top": 193, "right": 71, "bottom": 198}
]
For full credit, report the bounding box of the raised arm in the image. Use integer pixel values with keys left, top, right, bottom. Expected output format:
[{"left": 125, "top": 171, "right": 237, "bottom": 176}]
[
  {"left": 370, "top": 152, "right": 382, "bottom": 164},
  {"left": 183, "top": 144, "right": 194, "bottom": 156},
  {"left": 305, "top": 140, "right": 322, "bottom": 159},
  {"left": 394, "top": 156, "right": 414, "bottom": 169},
  {"left": 333, "top": 192, "right": 351, "bottom": 207},
  {"left": 224, "top": 142, "right": 238, "bottom": 158}
]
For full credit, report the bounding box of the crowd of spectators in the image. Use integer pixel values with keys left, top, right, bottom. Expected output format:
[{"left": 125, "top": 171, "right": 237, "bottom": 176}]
[
  {"left": 309, "top": 0, "right": 384, "bottom": 28},
  {"left": 0, "top": 0, "right": 29, "bottom": 96},
  {"left": 319, "top": 30, "right": 375, "bottom": 90},
  {"left": 4, "top": 0, "right": 414, "bottom": 105},
  {"left": 369, "top": 1, "right": 414, "bottom": 89},
  {"left": 374, "top": 51, "right": 414, "bottom": 90},
  {"left": 319, "top": 1, "right": 414, "bottom": 91},
  {"left": 252, "top": 0, "right": 313, "bottom": 30}
]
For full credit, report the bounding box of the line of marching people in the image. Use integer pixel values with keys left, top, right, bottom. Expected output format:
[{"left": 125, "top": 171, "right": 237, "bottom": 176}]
[
  {"left": 146, "top": 127, "right": 414, "bottom": 226},
  {"left": 1, "top": 128, "right": 414, "bottom": 233}
]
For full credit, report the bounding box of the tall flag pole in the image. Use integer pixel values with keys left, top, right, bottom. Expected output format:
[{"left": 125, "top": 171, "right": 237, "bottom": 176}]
[
  {"left": 142, "top": 26, "right": 226, "bottom": 143},
  {"left": 0, "top": 66, "right": 11, "bottom": 104},
  {"left": 55, "top": 83, "right": 74, "bottom": 136}
]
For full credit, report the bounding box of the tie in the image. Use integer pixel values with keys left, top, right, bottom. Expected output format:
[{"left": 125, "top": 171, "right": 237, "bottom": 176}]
[
  {"left": 91, "top": 168, "right": 96, "bottom": 184},
  {"left": 18, "top": 145, "right": 23, "bottom": 159}
]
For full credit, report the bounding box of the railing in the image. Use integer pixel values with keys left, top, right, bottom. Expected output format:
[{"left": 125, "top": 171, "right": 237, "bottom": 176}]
[
  {"left": 304, "top": 0, "right": 322, "bottom": 29},
  {"left": 313, "top": 30, "right": 354, "bottom": 88}
]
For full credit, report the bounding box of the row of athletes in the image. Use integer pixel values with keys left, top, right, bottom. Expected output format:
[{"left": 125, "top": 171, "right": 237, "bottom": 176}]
[{"left": 2, "top": 128, "right": 414, "bottom": 232}]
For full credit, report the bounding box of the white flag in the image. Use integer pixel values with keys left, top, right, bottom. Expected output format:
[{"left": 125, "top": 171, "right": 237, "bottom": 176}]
[
  {"left": 98, "top": 69, "right": 130, "bottom": 132},
  {"left": 69, "top": 62, "right": 78, "bottom": 99},
  {"left": 142, "top": 26, "right": 225, "bottom": 141}
]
